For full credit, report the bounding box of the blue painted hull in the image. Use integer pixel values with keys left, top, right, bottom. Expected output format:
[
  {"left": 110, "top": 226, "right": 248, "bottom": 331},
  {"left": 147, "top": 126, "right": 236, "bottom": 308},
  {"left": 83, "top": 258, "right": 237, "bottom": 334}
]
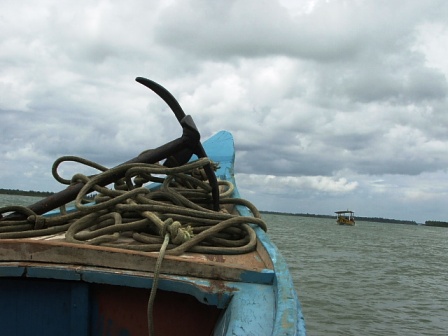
[{"left": 0, "top": 131, "right": 306, "bottom": 335}]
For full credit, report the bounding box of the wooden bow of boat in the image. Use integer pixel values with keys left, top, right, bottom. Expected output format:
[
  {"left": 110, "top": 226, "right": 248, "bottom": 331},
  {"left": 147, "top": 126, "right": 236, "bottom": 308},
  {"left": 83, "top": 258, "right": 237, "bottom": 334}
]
[
  {"left": 0, "top": 131, "right": 306, "bottom": 336},
  {"left": 0, "top": 79, "right": 306, "bottom": 336}
]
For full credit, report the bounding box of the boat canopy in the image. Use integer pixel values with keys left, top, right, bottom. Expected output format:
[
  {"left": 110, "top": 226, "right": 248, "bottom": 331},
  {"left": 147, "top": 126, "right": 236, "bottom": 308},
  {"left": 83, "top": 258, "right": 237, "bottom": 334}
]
[{"left": 335, "top": 210, "right": 354, "bottom": 214}]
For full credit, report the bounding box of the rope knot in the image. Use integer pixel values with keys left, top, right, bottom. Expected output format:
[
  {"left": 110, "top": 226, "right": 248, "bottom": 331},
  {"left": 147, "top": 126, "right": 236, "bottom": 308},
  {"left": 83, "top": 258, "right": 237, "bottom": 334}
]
[{"left": 161, "top": 219, "right": 193, "bottom": 245}]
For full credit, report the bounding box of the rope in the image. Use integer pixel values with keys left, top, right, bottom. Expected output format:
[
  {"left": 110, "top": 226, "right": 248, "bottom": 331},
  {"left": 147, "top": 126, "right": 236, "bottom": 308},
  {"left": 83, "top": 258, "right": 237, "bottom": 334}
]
[
  {"left": 0, "top": 154, "right": 267, "bottom": 336},
  {"left": 0, "top": 156, "right": 266, "bottom": 255},
  {"left": 147, "top": 232, "right": 170, "bottom": 336}
]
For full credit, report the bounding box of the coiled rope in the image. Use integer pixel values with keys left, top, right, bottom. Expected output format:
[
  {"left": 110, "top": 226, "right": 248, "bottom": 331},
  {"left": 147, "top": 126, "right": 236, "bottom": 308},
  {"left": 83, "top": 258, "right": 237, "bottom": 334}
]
[
  {"left": 0, "top": 156, "right": 267, "bottom": 253},
  {"left": 0, "top": 154, "right": 267, "bottom": 335}
]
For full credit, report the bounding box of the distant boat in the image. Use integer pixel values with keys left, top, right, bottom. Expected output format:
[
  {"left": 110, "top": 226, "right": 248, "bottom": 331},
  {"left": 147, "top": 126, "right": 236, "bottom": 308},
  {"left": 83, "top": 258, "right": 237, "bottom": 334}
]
[{"left": 335, "top": 210, "right": 355, "bottom": 226}]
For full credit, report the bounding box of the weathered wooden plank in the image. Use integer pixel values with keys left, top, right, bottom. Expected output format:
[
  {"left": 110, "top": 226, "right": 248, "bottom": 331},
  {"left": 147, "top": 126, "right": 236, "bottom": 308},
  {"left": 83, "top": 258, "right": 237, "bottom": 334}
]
[{"left": 0, "top": 238, "right": 274, "bottom": 284}]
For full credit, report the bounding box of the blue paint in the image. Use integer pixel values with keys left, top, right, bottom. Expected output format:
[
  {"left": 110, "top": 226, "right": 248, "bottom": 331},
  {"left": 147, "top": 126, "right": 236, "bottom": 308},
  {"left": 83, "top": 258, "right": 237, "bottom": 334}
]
[
  {"left": 0, "top": 278, "right": 89, "bottom": 336},
  {"left": 70, "top": 283, "right": 90, "bottom": 335},
  {"left": 215, "top": 282, "right": 275, "bottom": 336},
  {"left": 81, "top": 268, "right": 152, "bottom": 288},
  {"left": 27, "top": 265, "right": 82, "bottom": 281},
  {"left": 0, "top": 265, "right": 25, "bottom": 277},
  {"left": 239, "top": 267, "right": 275, "bottom": 284}
]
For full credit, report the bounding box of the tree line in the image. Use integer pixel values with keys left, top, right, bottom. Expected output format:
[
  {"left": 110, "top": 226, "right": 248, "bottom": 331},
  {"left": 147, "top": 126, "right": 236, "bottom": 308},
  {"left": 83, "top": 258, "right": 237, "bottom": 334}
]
[
  {"left": 425, "top": 221, "right": 448, "bottom": 227},
  {"left": 0, "top": 188, "right": 54, "bottom": 197}
]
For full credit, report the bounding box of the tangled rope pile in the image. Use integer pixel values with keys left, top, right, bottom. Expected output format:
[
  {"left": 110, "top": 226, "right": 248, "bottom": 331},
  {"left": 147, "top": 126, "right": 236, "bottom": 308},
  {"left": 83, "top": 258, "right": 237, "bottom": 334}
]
[
  {"left": 0, "top": 153, "right": 268, "bottom": 336},
  {"left": 0, "top": 156, "right": 267, "bottom": 256}
]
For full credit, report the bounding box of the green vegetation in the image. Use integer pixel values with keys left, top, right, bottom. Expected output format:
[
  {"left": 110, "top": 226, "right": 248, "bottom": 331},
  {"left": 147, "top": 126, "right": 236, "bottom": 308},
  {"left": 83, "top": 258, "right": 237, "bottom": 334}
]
[
  {"left": 425, "top": 221, "right": 448, "bottom": 227},
  {"left": 0, "top": 188, "right": 53, "bottom": 197}
]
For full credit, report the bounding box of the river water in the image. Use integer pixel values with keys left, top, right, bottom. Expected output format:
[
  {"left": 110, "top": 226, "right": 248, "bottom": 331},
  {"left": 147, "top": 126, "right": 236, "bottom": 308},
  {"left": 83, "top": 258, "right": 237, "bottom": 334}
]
[
  {"left": 264, "top": 213, "right": 448, "bottom": 336},
  {"left": 1, "top": 195, "right": 447, "bottom": 335}
]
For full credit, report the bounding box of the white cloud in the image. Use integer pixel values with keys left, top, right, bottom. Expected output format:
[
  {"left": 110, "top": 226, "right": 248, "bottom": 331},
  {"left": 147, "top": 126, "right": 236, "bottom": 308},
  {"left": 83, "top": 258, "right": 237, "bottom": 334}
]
[
  {"left": 238, "top": 173, "right": 358, "bottom": 194},
  {"left": 0, "top": 0, "right": 447, "bottom": 222},
  {"left": 413, "top": 22, "right": 448, "bottom": 78}
]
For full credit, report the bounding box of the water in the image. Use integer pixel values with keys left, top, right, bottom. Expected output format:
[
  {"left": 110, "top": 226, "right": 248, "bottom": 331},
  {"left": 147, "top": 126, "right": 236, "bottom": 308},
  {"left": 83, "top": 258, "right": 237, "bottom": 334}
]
[
  {"left": 264, "top": 213, "right": 448, "bottom": 336},
  {"left": 2, "top": 195, "right": 447, "bottom": 335},
  {"left": 0, "top": 194, "right": 45, "bottom": 209}
]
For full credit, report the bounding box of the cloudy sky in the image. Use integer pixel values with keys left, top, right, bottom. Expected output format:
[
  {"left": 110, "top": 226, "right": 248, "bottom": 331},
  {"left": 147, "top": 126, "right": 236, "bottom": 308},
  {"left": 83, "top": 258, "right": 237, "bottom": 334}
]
[{"left": 1, "top": 0, "right": 447, "bottom": 223}]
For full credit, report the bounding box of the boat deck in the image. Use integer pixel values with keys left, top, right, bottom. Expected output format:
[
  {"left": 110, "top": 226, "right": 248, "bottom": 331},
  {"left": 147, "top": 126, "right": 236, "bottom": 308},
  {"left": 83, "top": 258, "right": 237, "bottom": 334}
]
[{"left": 0, "top": 234, "right": 274, "bottom": 284}]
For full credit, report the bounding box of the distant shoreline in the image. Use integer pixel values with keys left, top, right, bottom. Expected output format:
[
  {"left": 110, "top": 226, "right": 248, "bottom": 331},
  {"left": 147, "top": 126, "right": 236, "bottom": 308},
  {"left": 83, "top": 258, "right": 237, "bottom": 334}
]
[
  {"left": 1, "top": 189, "right": 445, "bottom": 226},
  {"left": 0, "top": 188, "right": 54, "bottom": 198},
  {"left": 260, "top": 210, "right": 419, "bottom": 225}
]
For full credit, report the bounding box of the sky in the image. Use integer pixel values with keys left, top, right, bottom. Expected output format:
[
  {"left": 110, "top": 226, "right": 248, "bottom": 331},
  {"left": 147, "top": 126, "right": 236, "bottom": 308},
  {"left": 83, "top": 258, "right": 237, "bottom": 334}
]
[{"left": 1, "top": 0, "right": 447, "bottom": 223}]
